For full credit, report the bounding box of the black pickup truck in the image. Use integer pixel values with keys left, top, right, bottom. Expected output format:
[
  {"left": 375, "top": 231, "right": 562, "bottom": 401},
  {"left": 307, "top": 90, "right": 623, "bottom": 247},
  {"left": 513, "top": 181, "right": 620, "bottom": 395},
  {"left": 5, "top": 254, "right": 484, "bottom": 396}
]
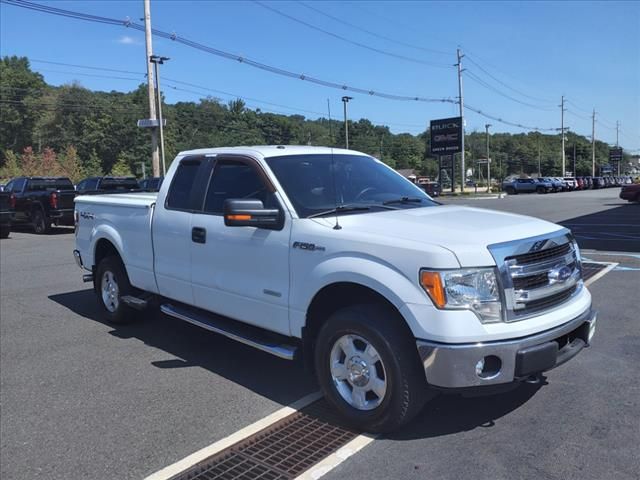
[
  {"left": 76, "top": 176, "right": 140, "bottom": 195},
  {"left": 0, "top": 191, "right": 15, "bottom": 238},
  {"left": 3, "top": 177, "right": 77, "bottom": 234}
]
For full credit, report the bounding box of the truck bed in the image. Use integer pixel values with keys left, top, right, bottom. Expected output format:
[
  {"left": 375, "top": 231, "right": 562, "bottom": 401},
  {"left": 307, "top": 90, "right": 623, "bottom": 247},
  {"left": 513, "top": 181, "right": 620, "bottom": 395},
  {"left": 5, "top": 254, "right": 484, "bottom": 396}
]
[{"left": 75, "top": 192, "right": 159, "bottom": 293}]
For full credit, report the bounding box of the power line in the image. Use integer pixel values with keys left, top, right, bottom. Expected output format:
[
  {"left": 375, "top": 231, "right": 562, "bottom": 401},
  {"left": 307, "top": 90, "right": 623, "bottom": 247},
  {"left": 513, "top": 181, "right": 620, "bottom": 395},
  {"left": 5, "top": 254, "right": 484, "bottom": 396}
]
[
  {"left": 298, "top": 1, "right": 451, "bottom": 56},
  {"left": 3, "top": 0, "right": 562, "bottom": 133},
  {"left": 2, "top": 0, "right": 454, "bottom": 103},
  {"left": 464, "top": 53, "right": 555, "bottom": 104},
  {"left": 253, "top": 1, "right": 453, "bottom": 68},
  {"left": 465, "top": 69, "right": 555, "bottom": 111}
]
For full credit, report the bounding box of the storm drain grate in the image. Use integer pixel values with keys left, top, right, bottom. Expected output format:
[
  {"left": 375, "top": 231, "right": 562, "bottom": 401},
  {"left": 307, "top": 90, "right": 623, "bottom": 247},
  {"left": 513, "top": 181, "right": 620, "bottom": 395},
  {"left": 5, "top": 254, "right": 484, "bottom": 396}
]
[
  {"left": 582, "top": 262, "right": 609, "bottom": 282},
  {"left": 170, "top": 400, "right": 359, "bottom": 480}
]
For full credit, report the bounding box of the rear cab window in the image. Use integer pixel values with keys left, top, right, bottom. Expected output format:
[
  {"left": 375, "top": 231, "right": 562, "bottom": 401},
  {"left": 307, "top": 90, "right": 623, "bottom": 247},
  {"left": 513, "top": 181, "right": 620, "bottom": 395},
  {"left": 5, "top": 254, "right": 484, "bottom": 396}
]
[
  {"left": 166, "top": 157, "right": 206, "bottom": 211},
  {"left": 27, "top": 178, "right": 74, "bottom": 191}
]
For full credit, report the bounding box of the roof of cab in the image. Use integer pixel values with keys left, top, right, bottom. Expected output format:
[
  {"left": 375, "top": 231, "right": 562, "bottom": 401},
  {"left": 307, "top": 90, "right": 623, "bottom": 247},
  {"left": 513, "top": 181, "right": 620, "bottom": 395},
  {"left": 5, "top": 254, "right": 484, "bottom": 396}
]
[{"left": 177, "top": 145, "right": 370, "bottom": 159}]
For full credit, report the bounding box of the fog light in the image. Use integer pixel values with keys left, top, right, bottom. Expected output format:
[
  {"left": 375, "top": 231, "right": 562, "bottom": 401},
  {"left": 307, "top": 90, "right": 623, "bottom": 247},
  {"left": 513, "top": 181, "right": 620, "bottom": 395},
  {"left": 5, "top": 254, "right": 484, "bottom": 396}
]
[{"left": 475, "top": 355, "right": 502, "bottom": 379}]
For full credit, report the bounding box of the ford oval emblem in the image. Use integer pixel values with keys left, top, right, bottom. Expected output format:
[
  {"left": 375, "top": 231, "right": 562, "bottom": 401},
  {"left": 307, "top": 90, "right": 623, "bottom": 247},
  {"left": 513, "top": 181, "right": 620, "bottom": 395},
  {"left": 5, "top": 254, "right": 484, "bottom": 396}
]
[{"left": 548, "top": 266, "right": 572, "bottom": 284}]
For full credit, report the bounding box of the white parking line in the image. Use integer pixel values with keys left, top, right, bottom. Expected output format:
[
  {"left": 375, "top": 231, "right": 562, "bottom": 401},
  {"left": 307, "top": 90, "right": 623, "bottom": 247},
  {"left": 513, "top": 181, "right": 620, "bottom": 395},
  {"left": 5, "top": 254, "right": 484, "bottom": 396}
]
[
  {"left": 584, "top": 262, "right": 618, "bottom": 287},
  {"left": 144, "top": 391, "right": 323, "bottom": 480}
]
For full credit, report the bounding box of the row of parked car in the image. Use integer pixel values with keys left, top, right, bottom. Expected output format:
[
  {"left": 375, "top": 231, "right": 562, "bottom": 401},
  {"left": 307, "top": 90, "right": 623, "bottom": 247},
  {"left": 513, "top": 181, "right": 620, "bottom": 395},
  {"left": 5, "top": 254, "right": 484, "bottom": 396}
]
[
  {"left": 502, "top": 175, "right": 636, "bottom": 195},
  {"left": 0, "top": 175, "right": 164, "bottom": 237}
]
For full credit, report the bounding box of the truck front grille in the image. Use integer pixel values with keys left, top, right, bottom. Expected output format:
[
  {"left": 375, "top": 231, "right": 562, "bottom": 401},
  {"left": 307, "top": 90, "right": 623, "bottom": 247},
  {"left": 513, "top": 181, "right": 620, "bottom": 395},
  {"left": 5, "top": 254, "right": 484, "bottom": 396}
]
[{"left": 489, "top": 232, "right": 583, "bottom": 322}]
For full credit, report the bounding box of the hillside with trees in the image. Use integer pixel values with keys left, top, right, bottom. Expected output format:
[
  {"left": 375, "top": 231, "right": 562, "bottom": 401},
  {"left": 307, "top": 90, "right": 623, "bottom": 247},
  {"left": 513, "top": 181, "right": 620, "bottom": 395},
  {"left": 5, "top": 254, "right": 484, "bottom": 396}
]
[{"left": 0, "top": 56, "right": 629, "bottom": 183}]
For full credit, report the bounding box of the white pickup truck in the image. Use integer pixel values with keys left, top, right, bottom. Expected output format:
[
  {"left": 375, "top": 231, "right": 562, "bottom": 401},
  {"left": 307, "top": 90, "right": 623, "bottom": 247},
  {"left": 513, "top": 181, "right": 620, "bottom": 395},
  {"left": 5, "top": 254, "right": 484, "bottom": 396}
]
[{"left": 74, "top": 146, "right": 596, "bottom": 432}]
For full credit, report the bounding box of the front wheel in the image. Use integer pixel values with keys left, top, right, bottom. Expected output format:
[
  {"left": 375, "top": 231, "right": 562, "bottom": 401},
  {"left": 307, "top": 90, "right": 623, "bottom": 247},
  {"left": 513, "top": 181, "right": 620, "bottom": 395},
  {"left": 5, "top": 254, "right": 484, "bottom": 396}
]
[
  {"left": 314, "top": 304, "right": 430, "bottom": 433},
  {"left": 95, "top": 255, "right": 136, "bottom": 323},
  {"left": 0, "top": 226, "right": 9, "bottom": 239}
]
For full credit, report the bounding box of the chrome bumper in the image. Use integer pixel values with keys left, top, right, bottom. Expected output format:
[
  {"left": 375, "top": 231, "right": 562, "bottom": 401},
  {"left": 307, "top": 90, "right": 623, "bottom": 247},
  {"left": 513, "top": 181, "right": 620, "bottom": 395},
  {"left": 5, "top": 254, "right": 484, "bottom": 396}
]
[{"left": 417, "top": 307, "right": 597, "bottom": 389}]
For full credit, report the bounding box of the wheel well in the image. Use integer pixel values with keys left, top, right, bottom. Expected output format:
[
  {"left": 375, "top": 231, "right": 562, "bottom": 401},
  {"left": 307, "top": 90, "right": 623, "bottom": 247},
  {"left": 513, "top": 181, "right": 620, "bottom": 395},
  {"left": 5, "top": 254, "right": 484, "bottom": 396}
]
[
  {"left": 94, "top": 238, "right": 120, "bottom": 269},
  {"left": 302, "top": 282, "right": 410, "bottom": 369}
]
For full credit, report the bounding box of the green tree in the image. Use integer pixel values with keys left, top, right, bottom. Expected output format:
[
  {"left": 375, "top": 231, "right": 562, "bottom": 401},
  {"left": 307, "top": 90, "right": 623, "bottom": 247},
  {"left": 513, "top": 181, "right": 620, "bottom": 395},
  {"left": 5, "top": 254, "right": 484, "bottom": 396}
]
[
  {"left": 109, "top": 154, "right": 132, "bottom": 176},
  {"left": 0, "top": 56, "right": 46, "bottom": 157},
  {"left": 83, "top": 150, "right": 103, "bottom": 177},
  {"left": 0, "top": 150, "right": 22, "bottom": 179},
  {"left": 59, "top": 145, "right": 84, "bottom": 182}
]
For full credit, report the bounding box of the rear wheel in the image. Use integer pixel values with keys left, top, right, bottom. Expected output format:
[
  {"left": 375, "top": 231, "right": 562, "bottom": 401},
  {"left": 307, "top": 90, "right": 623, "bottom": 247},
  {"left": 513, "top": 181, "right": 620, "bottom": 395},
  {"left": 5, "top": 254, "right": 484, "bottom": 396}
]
[
  {"left": 0, "top": 226, "right": 9, "bottom": 239},
  {"left": 314, "top": 304, "right": 430, "bottom": 433},
  {"left": 536, "top": 186, "right": 545, "bottom": 194},
  {"left": 32, "top": 209, "right": 51, "bottom": 234},
  {"left": 95, "top": 255, "right": 136, "bottom": 323},
  {"left": 506, "top": 187, "right": 516, "bottom": 195}
]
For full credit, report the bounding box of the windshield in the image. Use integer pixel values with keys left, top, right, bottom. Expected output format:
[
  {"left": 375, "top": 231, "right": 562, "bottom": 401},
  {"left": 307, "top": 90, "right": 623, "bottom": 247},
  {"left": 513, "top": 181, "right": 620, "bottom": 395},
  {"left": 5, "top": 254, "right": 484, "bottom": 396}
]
[
  {"left": 100, "top": 178, "right": 139, "bottom": 190},
  {"left": 264, "top": 154, "right": 438, "bottom": 218}
]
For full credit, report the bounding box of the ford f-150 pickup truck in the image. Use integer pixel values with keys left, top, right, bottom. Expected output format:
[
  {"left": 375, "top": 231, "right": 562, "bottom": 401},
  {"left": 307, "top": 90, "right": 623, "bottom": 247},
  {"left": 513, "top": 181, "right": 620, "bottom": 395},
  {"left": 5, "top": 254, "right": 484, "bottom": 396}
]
[{"left": 74, "top": 146, "right": 597, "bottom": 432}]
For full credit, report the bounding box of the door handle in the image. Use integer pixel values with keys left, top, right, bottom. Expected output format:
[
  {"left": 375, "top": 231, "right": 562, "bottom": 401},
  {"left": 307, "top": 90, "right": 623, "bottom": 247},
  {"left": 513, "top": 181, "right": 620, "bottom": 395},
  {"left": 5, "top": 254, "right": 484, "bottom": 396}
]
[{"left": 192, "top": 227, "right": 206, "bottom": 244}]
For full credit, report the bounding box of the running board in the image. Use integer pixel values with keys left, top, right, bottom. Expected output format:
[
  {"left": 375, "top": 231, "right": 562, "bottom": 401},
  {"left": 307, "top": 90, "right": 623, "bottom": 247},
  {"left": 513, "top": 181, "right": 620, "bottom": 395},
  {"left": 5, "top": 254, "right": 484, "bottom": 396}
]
[
  {"left": 121, "top": 295, "right": 149, "bottom": 310},
  {"left": 160, "top": 304, "right": 297, "bottom": 361}
]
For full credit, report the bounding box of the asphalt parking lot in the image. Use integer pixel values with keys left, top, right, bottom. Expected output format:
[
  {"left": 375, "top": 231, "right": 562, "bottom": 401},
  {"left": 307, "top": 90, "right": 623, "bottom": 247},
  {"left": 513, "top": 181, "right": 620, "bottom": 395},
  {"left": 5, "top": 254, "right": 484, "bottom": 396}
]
[{"left": 1, "top": 188, "right": 639, "bottom": 480}]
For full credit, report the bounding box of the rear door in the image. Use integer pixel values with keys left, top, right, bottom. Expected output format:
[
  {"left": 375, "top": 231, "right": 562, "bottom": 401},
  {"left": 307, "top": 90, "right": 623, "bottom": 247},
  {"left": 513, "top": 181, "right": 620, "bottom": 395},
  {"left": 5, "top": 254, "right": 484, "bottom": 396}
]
[
  {"left": 190, "top": 156, "right": 291, "bottom": 335},
  {"left": 152, "top": 156, "right": 211, "bottom": 305}
]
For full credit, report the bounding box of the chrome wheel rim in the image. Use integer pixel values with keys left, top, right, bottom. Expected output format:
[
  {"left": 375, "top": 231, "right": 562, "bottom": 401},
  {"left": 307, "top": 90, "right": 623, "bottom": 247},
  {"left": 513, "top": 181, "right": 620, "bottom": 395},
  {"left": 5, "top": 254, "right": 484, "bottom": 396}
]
[
  {"left": 101, "top": 271, "right": 119, "bottom": 313},
  {"left": 329, "top": 334, "right": 387, "bottom": 411}
]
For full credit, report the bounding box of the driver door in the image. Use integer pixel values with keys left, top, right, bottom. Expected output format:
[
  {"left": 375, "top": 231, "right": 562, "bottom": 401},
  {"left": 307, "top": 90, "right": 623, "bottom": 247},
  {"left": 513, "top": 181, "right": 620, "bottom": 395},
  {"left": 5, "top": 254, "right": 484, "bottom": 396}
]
[{"left": 190, "top": 156, "right": 291, "bottom": 336}]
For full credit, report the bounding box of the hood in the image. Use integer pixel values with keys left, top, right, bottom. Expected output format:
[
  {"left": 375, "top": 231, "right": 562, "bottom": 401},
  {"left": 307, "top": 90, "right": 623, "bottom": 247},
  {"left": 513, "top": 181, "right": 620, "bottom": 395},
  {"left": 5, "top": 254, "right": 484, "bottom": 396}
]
[{"left": 332, "top": 205, "right": 565, "bottom": 267}]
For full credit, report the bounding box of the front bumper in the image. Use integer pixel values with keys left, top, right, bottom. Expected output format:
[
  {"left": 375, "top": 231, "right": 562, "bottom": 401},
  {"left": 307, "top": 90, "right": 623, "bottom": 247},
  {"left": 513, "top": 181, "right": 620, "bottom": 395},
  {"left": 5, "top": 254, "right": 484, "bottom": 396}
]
[{"left": 417, "top": 307, "right": 597, "bottom": 388}]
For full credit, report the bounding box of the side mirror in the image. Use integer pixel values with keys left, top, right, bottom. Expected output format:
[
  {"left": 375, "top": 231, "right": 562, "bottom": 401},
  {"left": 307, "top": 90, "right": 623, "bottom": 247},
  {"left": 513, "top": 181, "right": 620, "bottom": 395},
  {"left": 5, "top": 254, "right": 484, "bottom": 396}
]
[{"left": 223, "top": 199, "right": 283, "bottom": 230}]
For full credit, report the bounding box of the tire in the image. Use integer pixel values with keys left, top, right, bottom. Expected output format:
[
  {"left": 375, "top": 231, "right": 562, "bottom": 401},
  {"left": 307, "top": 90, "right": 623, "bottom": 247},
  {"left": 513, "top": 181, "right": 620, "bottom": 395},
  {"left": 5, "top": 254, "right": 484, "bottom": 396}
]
[
  {"left": 32, "top": 208, "right": 51, "bottom": 234},
  {"left": 0, "top": 226, "right": 9, "bottom": 239},
  {"left": 95, "top": 255, "right": 136, "bottom": 324},
  {"left": 314, "top": 303, "right": 430, "bottom": 433},
  {"left": 536, "top": 186, "right": 545, "bottom": 194},
  {"left": 506, "top": 187, "right": 516, "bottom": 195}
]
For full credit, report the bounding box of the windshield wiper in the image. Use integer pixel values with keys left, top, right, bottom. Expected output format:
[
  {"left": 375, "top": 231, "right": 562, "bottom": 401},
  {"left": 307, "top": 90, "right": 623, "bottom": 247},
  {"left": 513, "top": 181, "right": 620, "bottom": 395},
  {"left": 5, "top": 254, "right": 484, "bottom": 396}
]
[
  {"left": 308, "top": 205, "right": 371, "bottom": 219},
  {"left": 382, "top": 196, "right": 425, "bottom": 205}
]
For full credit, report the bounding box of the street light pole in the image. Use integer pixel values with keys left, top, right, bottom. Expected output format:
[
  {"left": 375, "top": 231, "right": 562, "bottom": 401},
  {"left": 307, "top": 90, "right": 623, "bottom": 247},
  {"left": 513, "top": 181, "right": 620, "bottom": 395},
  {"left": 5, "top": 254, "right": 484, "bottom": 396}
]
[
  {"left": 485, "top": 123, "right": 491, "bottom": 192},
  {"left": 150, "top": 55, "right": 170, "bottom": 176},
  {"left": 341, "top": 96, "right": 352, "bottom": 149}
]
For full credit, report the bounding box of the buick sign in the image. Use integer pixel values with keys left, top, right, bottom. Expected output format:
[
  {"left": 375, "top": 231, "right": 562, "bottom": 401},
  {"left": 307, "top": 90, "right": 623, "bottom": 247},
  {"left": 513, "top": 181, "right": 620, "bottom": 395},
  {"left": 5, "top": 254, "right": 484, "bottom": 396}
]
[{"left": 430, "top": 117, "right": 462, "bottom": 154}]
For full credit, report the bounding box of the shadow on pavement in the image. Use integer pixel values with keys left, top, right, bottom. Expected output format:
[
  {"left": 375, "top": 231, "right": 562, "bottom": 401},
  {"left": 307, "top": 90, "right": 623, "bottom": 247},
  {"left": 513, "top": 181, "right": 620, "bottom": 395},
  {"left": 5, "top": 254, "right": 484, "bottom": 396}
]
[
  {"left": 48, "top": 289, "right": 317, "bottom": 407},
  {"left": 50, "top": 289, "right": 544, "bottom": 440},
  {"left": 389, "top": 382, "right": 543, "bottom": 440},
  {"left": 560, "top": 203, "right": 640, "bottom": 252},
  {"left": 11, "top": 225, "right": 74, "bottom": 235}
]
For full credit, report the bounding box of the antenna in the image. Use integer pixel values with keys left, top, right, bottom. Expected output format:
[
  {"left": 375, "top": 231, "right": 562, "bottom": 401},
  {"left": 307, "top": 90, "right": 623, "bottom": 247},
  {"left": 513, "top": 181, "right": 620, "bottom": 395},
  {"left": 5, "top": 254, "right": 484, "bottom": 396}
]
[
  {"left": 327, "top": 98, "right": 340, "bottom": 229},
  {"left": 327, "top": 99, "right": 334, "bottom": 147}
]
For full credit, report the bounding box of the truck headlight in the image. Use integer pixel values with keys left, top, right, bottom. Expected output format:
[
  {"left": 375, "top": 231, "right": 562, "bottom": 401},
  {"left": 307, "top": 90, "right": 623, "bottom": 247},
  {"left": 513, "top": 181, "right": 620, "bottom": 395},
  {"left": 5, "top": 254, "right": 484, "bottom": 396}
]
[{"left": 420, "top": 268, "right": 502, "bottom": 323}]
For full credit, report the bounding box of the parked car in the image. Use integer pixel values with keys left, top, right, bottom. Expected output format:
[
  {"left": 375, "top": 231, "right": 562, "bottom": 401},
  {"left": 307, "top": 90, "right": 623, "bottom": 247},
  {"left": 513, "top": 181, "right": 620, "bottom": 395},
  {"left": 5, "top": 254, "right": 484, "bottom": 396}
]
[
  {"left": 543, "top": 177, "right": 564, "bottom": 192},
  {"left": 418, "top": 181, "right": 441, "bottom": 197},
  {"left": 76, "top": 176, "right": 140, "bottom": 195},
  {"left": 74, "top": 145, "right": 596, "bottom": 432},
  {"left": 3, "top": 176, "right": 76, "bottom": 234},
  {"left": 138, "top": 176, "right": 164, "bottom": 192},
  {"left": 620, "top": 183, "right": 640, "bottom": 202},
  {"left": 533, "top": 178, "right": 554, "bottom": 193},
  {"left": 502, "top": 177, "right": 548, "bottom": 194},
  {"left": 563, "top": 177, "right": 578, "bottom": 190},
  {"left": 583, "top": 176, "right": 593, "bottom": 189},
  {"left": 592, "top": 177, "right": 604, "bottom": 189},
  {"left": 0, "top": 190, "right": 15, "bottom": 238}
]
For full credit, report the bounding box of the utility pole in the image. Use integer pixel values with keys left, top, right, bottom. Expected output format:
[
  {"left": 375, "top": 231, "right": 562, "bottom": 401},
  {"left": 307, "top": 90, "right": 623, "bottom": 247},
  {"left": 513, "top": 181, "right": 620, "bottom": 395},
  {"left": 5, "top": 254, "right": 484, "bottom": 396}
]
[
  {"left": 341, "top": 96, "right": 352, "bottom": 149},
  {"left": 560, "top": 95, "right": 566, "bottom": 176},
  {"left": 485, "top": 124, "right": 491, "bottom": 192},
  {"left": 143, "top": 0, "right": 160, "bottom": 177},
  {"left": 379, "top": 136, "right": 383, "bottom": 161},
  {"left": 591, "top": 109, "right": 596, "bottom": 177},
  {"left": 616, "top": 121, "right": 620, "bottom": 175},
  {"left": 537, "top": 134, "right": 541, "bottom": 176},
  {"left": 150, "top": 55, "right": 169, "bottom": 176},
  {"left": 573, "top": 143, "right": 576, "bottom": 176},
  {"left": 457, "top": 48, "right": 466, "bottom": 193}
]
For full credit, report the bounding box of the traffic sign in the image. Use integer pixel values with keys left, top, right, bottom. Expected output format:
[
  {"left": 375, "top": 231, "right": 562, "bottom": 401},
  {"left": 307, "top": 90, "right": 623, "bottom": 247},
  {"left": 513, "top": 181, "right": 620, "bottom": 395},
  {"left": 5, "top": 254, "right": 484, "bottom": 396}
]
[{"left": 137, "top": 119, "right": 167, "bottom": 128}]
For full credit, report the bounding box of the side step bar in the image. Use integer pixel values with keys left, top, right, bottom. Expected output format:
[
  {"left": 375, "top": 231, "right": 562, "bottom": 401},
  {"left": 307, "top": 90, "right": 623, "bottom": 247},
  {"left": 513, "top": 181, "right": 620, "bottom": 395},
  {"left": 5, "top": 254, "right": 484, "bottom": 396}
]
[
  {"left": 122, "top": 295, "right": 149, "bottom": 311},
  {"left": 160, "top": 304, "right": 297, "bottom": 361}
]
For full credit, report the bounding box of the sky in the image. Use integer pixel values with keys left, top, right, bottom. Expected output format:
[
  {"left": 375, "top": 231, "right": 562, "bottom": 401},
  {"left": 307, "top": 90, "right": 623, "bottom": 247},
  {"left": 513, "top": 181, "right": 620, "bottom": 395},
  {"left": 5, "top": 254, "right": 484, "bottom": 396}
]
[{"left": 1, "top": 0, "right": 639, "bottom": 151}]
